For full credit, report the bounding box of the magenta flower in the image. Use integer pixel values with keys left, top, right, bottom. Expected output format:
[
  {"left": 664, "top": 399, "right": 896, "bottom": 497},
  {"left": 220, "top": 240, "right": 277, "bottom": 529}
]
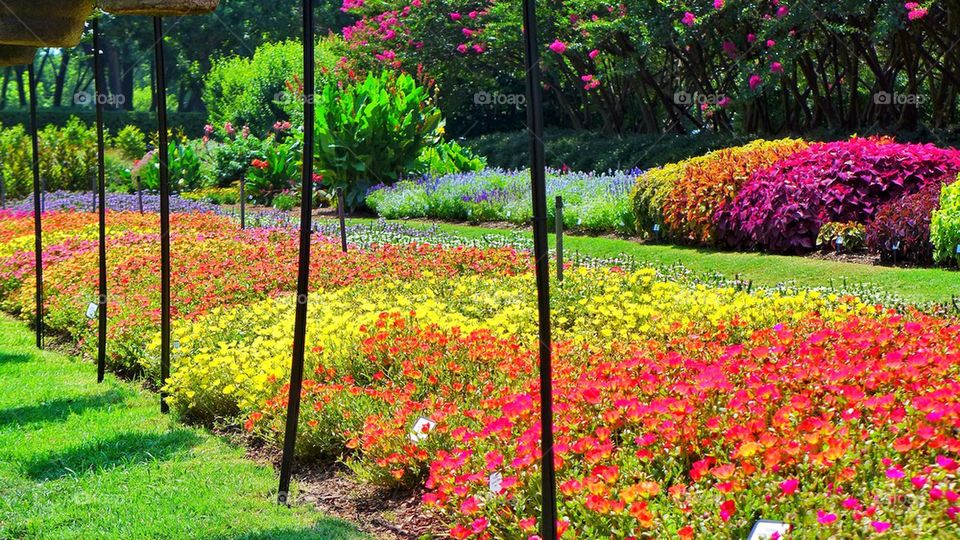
[
  {"left": 749, "top": 74, "right": 763, "bottom": 91},
  {"left": 589, "top": 49, "right": 600, "bottom": 60},
  {"left": 681, "top": 12, "right": 697, "bottom": 27},
  {"left": 549, "top": 40, "right": 567, "bottom": 54},
  {"left": 779, "top": 478, "right": 799, "bottom": 495},
  {"left": 817, "top": 510, "right": 837, "bottom": 525},
  {"left": 770, "top": 62, "right": 784, "bottom": 73},
  {"left": 872, "top": 521, "right": 892, "bottom": 533},
  {"left": 714, "top": 0, "right": 725, "bottom": 8}
]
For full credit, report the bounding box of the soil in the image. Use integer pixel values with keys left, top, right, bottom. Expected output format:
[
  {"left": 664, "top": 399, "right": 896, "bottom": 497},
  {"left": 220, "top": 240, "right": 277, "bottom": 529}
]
[
  {"left": 238, "top": 438, "right": 440, "bottom": 540},
  {"left": 807, "top": 249, "right": 880, "bottom": 266}
]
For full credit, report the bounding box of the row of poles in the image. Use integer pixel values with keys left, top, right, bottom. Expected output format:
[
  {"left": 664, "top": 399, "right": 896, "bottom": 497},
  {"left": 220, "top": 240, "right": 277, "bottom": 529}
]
[{"left": 16, "top": 0, "right": 559, "bottom": 537}]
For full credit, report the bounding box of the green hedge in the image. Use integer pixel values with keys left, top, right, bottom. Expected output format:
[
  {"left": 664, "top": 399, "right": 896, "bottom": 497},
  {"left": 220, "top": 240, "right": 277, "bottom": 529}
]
[
  {"left": 464, "top": 128, "right": 960, "bottom": 173},
  {"left": 463, "top": 130, "right": 752, "bottom": 172},
  {"left": 0, "top": 110, "right": 208, "bottom": 138}
]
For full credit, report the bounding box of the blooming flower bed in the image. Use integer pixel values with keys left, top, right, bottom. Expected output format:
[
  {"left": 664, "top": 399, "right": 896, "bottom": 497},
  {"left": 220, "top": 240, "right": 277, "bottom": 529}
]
[
  {"left": 367, "top": 169, "right": 638, "bottom": 234},
  {"left": 1, "top": 207, "right": 959, "bottom": 538}
]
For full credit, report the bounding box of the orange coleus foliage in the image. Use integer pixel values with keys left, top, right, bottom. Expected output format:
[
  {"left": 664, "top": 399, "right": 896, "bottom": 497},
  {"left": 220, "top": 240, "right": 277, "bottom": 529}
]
[
  {"left": 660, "top": 139, "right": 808, "bottom": 245},
  {"left": 253, "top": 311, "right": 960, "bottom": 538}
]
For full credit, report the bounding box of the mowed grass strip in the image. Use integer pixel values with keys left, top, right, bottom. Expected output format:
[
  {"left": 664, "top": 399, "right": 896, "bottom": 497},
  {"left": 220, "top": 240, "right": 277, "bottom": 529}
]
[{"left": 0, "top": 316, "right": 366, "bottom": 540}]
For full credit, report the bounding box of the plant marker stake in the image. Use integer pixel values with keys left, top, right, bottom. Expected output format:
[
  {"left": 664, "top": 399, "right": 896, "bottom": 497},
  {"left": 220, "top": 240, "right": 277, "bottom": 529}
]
[
  {"left": 338, "top": 189, "right": 348, "bottom": 253},
  {"left": 29, "top": 63, "right": 43, "bottom": 350},
  {"left": 240, "top": 174, "right": 246, "bottom": 230},
  {"left": 93, "top": 17, "right": 108, "bottom": 384},
  {"left": 521, "top": 0, "right": 558, "bottom": 537},
  {"left": 154, "top": 16, "right": 172, "bottom": 414},
  {"left": 555, "top": 196, "right": 563, "bottom": 282},
  {"left": 278, "top": 0, "right": 315, "bottom": 506}
]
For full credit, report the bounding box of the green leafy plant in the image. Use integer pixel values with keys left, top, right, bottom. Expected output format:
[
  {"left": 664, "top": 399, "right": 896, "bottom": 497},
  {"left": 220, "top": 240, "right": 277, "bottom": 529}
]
[
  {"left": 245, "top": 139, "right": 301, "bottom": 203},
  {"left": 114, "top": 125, "right": 147, "bottom": 162},
  {"left": 139, "top": 141, "right": 204, "bottom": 192},
  {"left": 931, "top": 179, "right": 960, "bottom": 266},
  {"left": 413, "top": 139, "right": 486, "bottom": 176},
  {"left": 310, "top": 71, "right": 443, "bottom": 209},
  {"left": 816, "top": 221, "right": 867, "bottom": 253}
]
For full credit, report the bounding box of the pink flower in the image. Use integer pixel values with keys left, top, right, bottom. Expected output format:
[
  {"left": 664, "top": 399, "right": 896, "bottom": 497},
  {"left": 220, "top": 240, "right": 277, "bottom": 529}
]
[
  {"left": 937, "top": 455, "right": 958, "bottom": 471},
  {"left": 872, "top": 521, "right": 891, "bottom": 533},
  {"left": 817, "top": 510, "right": 837, "bottom": 525},
  {"left": 886, "top": 467, "right": 905, "bottom": 480},
  {"left": 449, "top": 13, "right": 461, "bottom": 21},
  {"left": 749, "top": 74, "right": 763, "bottom": 91},
  {"left": 779, "top": 478, "right": 799, "bottom": 495},
  {"left": 714, "top": 0, "right": 725, "bottom": 8},
  {"left": 912, "top": 476, "right": 927, "bottom": 489},
  {"left": 549, "top": 40, "right": 567, "bottom": 54},
  {"left": 747, "top": 33, "right": 757, "bottom": 43},
  {"left": 719, "top": 499, "right": 736, "bottom": 522},
  {"left": 717, "top": 95, "right": 732, "bottom": 108},
  {"left": 456, "top": 44, "right": 468, "bottom": 54},
  {"left": 589, "top": 49, "right": 600, "bottom": 60},
  {"left": 766, "top": 39, "right": 776, "bottom": 48},
  {"left": 681, "top": 12, "right": 697, "bottom": 27},
  {"left": 471, "top": 517, "right": 488, "bottom": 534},
  {"left": 777, "top": 6, "right": 789, "bottom": 17},
  {"left": 770, "top": 62, "right": 783, "bottom": 73}
]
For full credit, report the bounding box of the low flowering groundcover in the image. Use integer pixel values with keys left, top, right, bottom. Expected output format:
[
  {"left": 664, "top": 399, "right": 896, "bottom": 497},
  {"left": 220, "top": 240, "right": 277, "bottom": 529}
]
[
  {"left": 1, "top": 207, "right": 959, "bottom": 538},
  {"left": 367, "top": 168, "right": 638, "bottom": 234}
]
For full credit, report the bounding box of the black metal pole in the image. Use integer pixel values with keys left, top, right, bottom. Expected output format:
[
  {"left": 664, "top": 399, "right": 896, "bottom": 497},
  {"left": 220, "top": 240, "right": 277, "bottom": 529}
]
[
  {"left": 277, "top": 0, "right": 315, "bottom": 506},
  {"left": 521, "top": 1, "right": 558, "bottom": 538},
  {"left": 154, "top": 16, "right": 172, "bottom": 414},
  {"left": 555, "top": 196, "right": 563, "bottom": 282},
  {"left": 29, "top": 63, "right": 43, "bottom": 350},
  {"left": 1, "top": 171, "right": 5, "bottom": 208},
  {"left": 94, "top": 17, "right": 108, "bottom": 384},
  {"left": 337, "top": 189, "right": 347, "bottom": 253}
]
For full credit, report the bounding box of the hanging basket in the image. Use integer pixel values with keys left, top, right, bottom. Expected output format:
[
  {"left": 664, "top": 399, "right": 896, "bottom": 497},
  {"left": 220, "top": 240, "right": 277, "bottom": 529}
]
[
  {"left": 0, "top": 45, "right": 37, "bottom": 67},
  {"left": 98, "top": 0, "right": 219, "bottom": 16},
  {"left": 0, "top": 1, "right": 94, "bottom": 48}
]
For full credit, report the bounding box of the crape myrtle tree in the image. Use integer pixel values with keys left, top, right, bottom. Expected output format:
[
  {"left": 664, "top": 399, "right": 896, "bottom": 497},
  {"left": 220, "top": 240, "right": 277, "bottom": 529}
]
[{"left": 341, "top": 0, "right": 957, "bottom": 135}]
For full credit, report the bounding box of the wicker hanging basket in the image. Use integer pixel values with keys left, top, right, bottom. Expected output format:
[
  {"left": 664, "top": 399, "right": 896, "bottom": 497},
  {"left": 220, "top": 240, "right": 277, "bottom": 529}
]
[
  {"left": 0, "top": 1, "right": 94, "bottom": 48},
  {"left": 0, "top": 45, "right": 36, "bottom": 67},
  {"left": 98, "top": 0, "right": 220, "bottom": 16}
]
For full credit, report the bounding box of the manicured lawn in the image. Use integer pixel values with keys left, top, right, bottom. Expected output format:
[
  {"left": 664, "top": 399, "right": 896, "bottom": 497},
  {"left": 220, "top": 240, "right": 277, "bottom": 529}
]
[
  {"left": 342, "top": 217, "right": 960, "bottom": 305},
  {"left": 0, "top": 316, "right": 366, "bottom": 540}
]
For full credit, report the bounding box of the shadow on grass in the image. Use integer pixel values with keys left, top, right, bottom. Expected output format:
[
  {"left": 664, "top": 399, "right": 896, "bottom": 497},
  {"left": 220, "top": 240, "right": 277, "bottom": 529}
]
[
  {"left": 0, "top": 389, "right": 131, "bottom": 429},
  {"left": 0, "top": 351, "right": 31, "bottom": 366},
  {"left": 223, "top": 522, "right": 368, "bottom": 540},
  {"left": 23, "top": 429, "right": 201, "bottom": 481}
]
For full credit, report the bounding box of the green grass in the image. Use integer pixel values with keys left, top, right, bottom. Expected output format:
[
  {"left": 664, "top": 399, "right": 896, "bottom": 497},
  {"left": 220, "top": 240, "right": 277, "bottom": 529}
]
[
  {"left": 338, "top": 217, "right": 960, "bottom": 305},
  {"left": 0, "top": 316, "right": 366, "bottom": 540}
]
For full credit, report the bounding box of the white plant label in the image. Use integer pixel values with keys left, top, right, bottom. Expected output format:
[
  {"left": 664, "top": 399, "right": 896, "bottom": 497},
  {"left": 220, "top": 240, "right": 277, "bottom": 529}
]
[
  {"left": 747, "top": 520, "right": 790, "bottom": 540},
  {"left": 892, "top": 241, "right": 901, "bottom": 251},
  {"left": 409, "top": 417, "right": 436, "bottom": 443},
  {"left": 955, "top": 244, "right": 960, "bottom": 255},
  {"left": 488, "top": 471, "right": 503, "bottom": 494},
  {"left": 85, "top": 303, "right": 98, "bottom": 319},
  {"left": 835, "top": 236, "right": 844, "bottom": 246},
  {"left": 653, "top": 224, "right": 661, "bottom": 233},
  {"left": 173, "top": 340, "right": 181, "bottom": 350}
]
